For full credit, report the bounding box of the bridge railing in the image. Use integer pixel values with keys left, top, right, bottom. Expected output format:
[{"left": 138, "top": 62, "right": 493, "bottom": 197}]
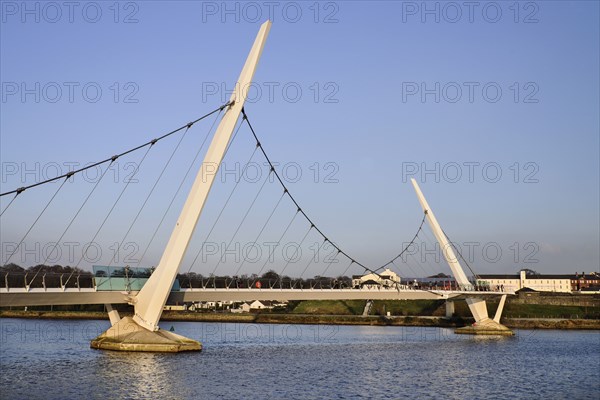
[
  {"left": 176, "top": 276, "right": 355, "bottom": 290},
  {"left": 174, "top": 277, "right": 509, "bottom": 292},
  {"left": 1, "top": 271, "right": 512, "bottom": 293},
  {"left": 1, "top": 271, "right": 95, "bottom": 290}
]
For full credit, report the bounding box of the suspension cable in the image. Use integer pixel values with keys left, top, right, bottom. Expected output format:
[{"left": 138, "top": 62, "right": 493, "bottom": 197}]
[
  {"left": 0, "top": 102, "right": 231, "bottom": 198},
  {"left": 390, "top": 259, "right": 420, "bottom": 282},
  {"left": 135, "top": 107, "right": 224, "bottom": 267},
  {"left": 209, "top": 169, "right": 273, "bottom": 276},
  {"left": 416, "top": 227, "right": 445, "bottom": 276},
  {"left": 320, "top": 249, "right": 341, "bottom": 278},
  {"left": 241, "top": 109, "right": 382, "bottom": 278},
  {"left": 108, "top": 125, "right": 193, "bottom": 267},
  {"left": 232, "top": 190, "right": 286, "bottom": 277},
  {"left": 73, "top": 145, "right": 152, "bottom": 271},
  {"left": 340, "top": 259, "right": 355, "bottom": 277},
  {"left": 375, "top": 212, "right": 427, "bottom": 271},
  {"left": 5, "top": 176, "right": 69, "bottom": 265},
  {"left": 279, "top": 224, "right": 313, "bottom": 279},
  {"left": 251, "top": 209, "right": 300, "bottom": 287},
  {"left": 441, "top": 227, "right": 480, "bottom": 280},
  {"left": 292, "top": 235, "right": 326, "bottom": 287},
  {"left": 186, "top": 131, "right": 256, "bottom": 274},
  {"left": 37, "top": 160, "right": 115, "bottom": 285},
  {"left": 0, "top": 193, "right": 19, "bottom": 217}
]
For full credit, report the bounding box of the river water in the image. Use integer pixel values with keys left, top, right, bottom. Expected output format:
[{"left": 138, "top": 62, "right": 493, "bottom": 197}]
[{"left": 0, "top": 318, "right": 598, "bottom": 399}]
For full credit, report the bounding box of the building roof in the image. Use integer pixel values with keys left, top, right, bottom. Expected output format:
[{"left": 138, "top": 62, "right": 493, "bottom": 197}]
[
  {"left": 361, "top": 279, "right": 380, "bottom": 285},
  {"left": 427, "top": 273, "right": 452, "bottom": 278},
  {"left": 516, "top": 287, "right": 538, "bottom": 293},
  {"left": 250, "top": 300, "right": 286, "bottom": 307},
  {"left": 353, "top": 268, "right": 400, "bottom": 280},
  {"left": 479, "top": 274, "right": 576, "bottom": 280}
]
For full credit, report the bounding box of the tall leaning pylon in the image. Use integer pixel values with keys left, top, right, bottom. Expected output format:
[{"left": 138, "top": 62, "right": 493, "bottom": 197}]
[
  {"left": 91, "top": 21, "right": 272, "bottom": 352},
  {"left": 411, "top": 179, "right": 513, "bottom": 335}
]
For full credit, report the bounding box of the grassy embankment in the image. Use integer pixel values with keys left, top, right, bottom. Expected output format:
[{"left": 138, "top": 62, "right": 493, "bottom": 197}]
[
  {"left": 0, "top": 300, "right": 600, "bottom": 329},
  {"left": 291, "top": 299, "right": 600, "bottom": 320},
  {"left": 3, "top": 298, "right": 598, "bottom": 329}
]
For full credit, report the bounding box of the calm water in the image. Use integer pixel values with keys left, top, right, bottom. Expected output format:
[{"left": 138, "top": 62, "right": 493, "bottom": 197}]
[{"left": 0, "top": 319, "right": 599, "bottom": 399}]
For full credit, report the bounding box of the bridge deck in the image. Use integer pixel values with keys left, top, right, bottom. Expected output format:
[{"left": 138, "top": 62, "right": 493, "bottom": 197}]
[{"left": 0, "top": 288, "right": 512, "bottom": 307}]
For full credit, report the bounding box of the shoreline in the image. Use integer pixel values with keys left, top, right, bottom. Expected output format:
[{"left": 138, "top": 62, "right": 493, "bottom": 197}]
[{"left": 1, "top": 310, "right": 599, "bottom": 330}]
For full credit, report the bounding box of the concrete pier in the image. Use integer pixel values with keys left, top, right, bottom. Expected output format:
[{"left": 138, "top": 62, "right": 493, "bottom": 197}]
[
  {"left": 90, "top": 317, "right": 201, "bottom": 352},
  {"left": 445, "top": 301, "right": 455, "bottom": 318},
  {"left": 455, "top": 318, "right": 514, "bottom": 336}
]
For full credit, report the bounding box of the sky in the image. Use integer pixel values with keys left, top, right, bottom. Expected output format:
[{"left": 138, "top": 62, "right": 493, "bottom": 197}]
[{"left": 1, "top": 1, "right": 598, "bottom": 278}]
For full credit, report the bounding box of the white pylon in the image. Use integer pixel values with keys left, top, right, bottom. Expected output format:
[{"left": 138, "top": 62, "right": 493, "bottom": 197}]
[
  {"left": 132, "top": 21, "right": 272, "bottom": 332},
  {"left": 410, "top": 178, "right": 490, "bottom": 323}
]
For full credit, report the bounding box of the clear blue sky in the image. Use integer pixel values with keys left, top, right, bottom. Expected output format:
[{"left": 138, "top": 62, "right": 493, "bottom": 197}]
[{"left": 1, "top": 1, "right": 598, "bottom": 278}]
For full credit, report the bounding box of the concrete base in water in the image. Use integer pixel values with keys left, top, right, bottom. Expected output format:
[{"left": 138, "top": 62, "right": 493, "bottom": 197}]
[
  {"left": 455, "top": 318, "right": 514, "bottom": 336},
  {"left": 90, "top": 316, "right": 202, "bottom": 352}
]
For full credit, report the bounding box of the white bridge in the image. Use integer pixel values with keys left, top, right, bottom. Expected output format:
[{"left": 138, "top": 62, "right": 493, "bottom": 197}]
[
  {"left": 0, "top": 286, "right": 511, "bottom": 307},
  {"left": 0, "top": 20, "right": 514, "bottom": 351}
]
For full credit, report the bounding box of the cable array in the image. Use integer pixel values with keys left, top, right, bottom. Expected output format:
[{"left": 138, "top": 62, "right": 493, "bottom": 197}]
[
  {"left": 1, "top": 102, "right": 229, "bottom": 284},
  {"left": 0, "top": 102, "right": 231, "bottom": 198},
  {"left": 238, "top": 109, "right": 468, "bottom": 283},
  {"left": 241, "top": 109, "right": 381, "bottom": 276},
  {"left": 2, "top": 101, "right": 477, "bottom": 285}
]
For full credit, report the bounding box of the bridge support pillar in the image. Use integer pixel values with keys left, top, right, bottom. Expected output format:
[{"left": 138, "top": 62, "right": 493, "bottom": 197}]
[
  {"left": 411, "top": 179, "right": 513, "bottom": 336},
  {"left": 445, "top": 301, "right": 455, "bottom": 318},
  {"left": 455, "top": 298, "right": 513, "bottom": 336},
  {"left": 493, "top": 294, "right": 507, "bottom": 323},
  {"left": 91, "top": 316, "right": 201, "bottom": 352},
  {"left": 105, "top": 304, "right": 120, "bottom": 326},
  {"left": 90, "top": 21, "right": 271, "bottom": 352}
]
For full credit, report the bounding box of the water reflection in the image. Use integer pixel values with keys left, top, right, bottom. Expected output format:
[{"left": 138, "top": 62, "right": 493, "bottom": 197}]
[
  {"left": 93, "top": 352, "right": 184, "bottom": 399},
  {"left": 1, "top": 319, "right": 598, "bottom": 400}
]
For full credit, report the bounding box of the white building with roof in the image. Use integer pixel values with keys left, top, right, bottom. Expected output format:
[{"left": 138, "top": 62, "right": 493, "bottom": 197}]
[
  {"left": 352, "top": 268, "right": 401, "bottom": 289},
  {"left": 478, "top": 270, "right": 571, "bottom": 293}
]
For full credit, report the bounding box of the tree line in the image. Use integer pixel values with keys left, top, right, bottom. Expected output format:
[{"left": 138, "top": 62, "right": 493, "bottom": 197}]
[{"left": 1, "top": 264, "right": 354, "bottom": 290}]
